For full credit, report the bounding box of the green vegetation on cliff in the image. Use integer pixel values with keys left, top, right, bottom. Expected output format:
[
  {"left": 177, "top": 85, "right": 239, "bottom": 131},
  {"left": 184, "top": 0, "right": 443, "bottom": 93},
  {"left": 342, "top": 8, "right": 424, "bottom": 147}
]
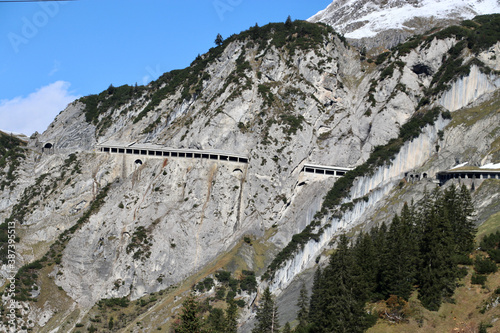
[
  {"left": 0, "top": 131, "right": 26, "bottom": 191},
  {"left": 79, "top": 84, "right": 145, "bottom": 135},
  {"left": 0, "top": 132, "right": 26, "bottom": 265}
]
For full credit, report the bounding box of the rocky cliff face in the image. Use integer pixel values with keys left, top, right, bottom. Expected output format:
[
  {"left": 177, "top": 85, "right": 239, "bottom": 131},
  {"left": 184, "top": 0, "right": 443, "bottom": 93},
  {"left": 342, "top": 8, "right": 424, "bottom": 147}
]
[{"left": 1, "top": 16, "right": 500, "bottom": 332}]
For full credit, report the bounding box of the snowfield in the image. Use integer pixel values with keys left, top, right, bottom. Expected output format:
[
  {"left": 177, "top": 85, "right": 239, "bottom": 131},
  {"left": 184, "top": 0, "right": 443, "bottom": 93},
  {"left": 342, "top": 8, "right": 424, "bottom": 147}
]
[{"left": 309, "top": 0, "right": 500, "bottom": 39}]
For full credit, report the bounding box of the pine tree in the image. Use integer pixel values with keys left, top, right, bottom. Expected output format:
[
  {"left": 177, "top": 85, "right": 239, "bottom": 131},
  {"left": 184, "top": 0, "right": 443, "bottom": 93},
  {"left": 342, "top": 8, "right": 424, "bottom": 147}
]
[
  {"left": 308, "top": 267, "right": 323, "bottom": 326},
  {"left": 207, "top": 308, "right": 226, "bottom": 332},
  {"left": 311, "top": 235, "right": 371, "bottom": 332},
  {"left": 285, "top": 15, "right": 293, "bottom": 28},
  {"left": 380, "top": 205, "right": 417, "bottom": 300},
  {"left": 271, "top": 303, "right": 280, "bottom": 333},
  {"left": 372, "top": 223, "right": 389, "bottom": 299},
  {"left": 175, "top": 294, "right": 202, "bottom": 333},
  {"left": 456, "top": 185, "right": 476, "bottom": 254},
  {"left": 399, "top": 202, "right": 419, "bottom": 294},
  {"left": 215, "top": 33, "right": 224, "bottom": 46},
  {"left": 252, "top": 287, "right": 280, "bottom": 333},
  {"left": 353, "top": 231, "right": 378, "bottom": 301},
  {"left": 107, "top": 84, "right": 115, "bottom": 95},
  {"left": 295, "top": 282, "right": 309, "bottom": 330},
  {"left": 443, "top": 185, "right": 462, "bottom": 255},
  {"left": 418, "top": 188, "right": 457, "bottom": 311},
  {"left": 225, "top": 300, "right": 238, "bottom": 333},
  {"left": 400, "top": 201, "right": 419, "bottom": 247},
  {"left": 378, "top": 215, "right": 400, "bottom": 298},
  {"left": 283, "top": 322, "right": 292, "bottom": 333}
]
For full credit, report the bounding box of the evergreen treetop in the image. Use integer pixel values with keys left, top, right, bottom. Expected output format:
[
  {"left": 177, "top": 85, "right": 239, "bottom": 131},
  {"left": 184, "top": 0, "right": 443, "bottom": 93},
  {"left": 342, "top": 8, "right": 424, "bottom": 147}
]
[{"left": 252, "top": 287, "right": 280, "bottom": 333}]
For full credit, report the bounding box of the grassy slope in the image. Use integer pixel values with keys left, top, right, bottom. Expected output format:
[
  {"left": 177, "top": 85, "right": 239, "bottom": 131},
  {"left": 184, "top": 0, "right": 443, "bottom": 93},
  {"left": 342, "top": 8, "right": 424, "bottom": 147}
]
[
  {"left": 368, "top": 268, "right": 500, "bottom": 332},
  {"left": 478, "top": 212, "right": 500, "bottom": 242}
]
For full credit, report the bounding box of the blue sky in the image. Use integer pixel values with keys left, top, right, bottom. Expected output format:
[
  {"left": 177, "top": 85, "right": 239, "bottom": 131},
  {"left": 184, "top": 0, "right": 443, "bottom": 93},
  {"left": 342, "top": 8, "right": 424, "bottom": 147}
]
[{"left": 0, "top": 0, "right": 332, "bottom": 135}]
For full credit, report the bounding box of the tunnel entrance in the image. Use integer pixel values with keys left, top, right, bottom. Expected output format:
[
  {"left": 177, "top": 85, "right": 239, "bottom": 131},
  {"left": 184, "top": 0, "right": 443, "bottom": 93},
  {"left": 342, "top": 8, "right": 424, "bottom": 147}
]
[
  {"left": 42, "top": 142, "right": 54, "bottom": 153},
  {"left": 135, "top": 159, "right": 143, "bottom": 165}
]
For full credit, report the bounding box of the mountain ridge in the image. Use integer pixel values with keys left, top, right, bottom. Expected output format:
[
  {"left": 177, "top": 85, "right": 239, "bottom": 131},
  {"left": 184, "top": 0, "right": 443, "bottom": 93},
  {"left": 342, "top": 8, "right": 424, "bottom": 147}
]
[
  {"left": 308, "top": 0, "right": 500, "bottom": 49},
  {"left": 0, "top": 14, "right": 500, "bottom": 332}
]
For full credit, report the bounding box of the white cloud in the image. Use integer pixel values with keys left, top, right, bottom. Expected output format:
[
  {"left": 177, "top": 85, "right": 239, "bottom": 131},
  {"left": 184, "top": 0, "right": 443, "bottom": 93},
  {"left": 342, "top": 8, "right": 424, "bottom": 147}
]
[{"left": 0, "top": 81, "right": 80, "bottom": 136}]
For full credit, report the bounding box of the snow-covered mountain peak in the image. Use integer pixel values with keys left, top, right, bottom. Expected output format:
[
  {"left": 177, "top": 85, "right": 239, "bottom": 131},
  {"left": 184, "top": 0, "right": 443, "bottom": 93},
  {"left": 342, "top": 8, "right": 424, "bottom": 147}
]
[{"left": 309, "top": 0, "right": 500, "bottom": 40}]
